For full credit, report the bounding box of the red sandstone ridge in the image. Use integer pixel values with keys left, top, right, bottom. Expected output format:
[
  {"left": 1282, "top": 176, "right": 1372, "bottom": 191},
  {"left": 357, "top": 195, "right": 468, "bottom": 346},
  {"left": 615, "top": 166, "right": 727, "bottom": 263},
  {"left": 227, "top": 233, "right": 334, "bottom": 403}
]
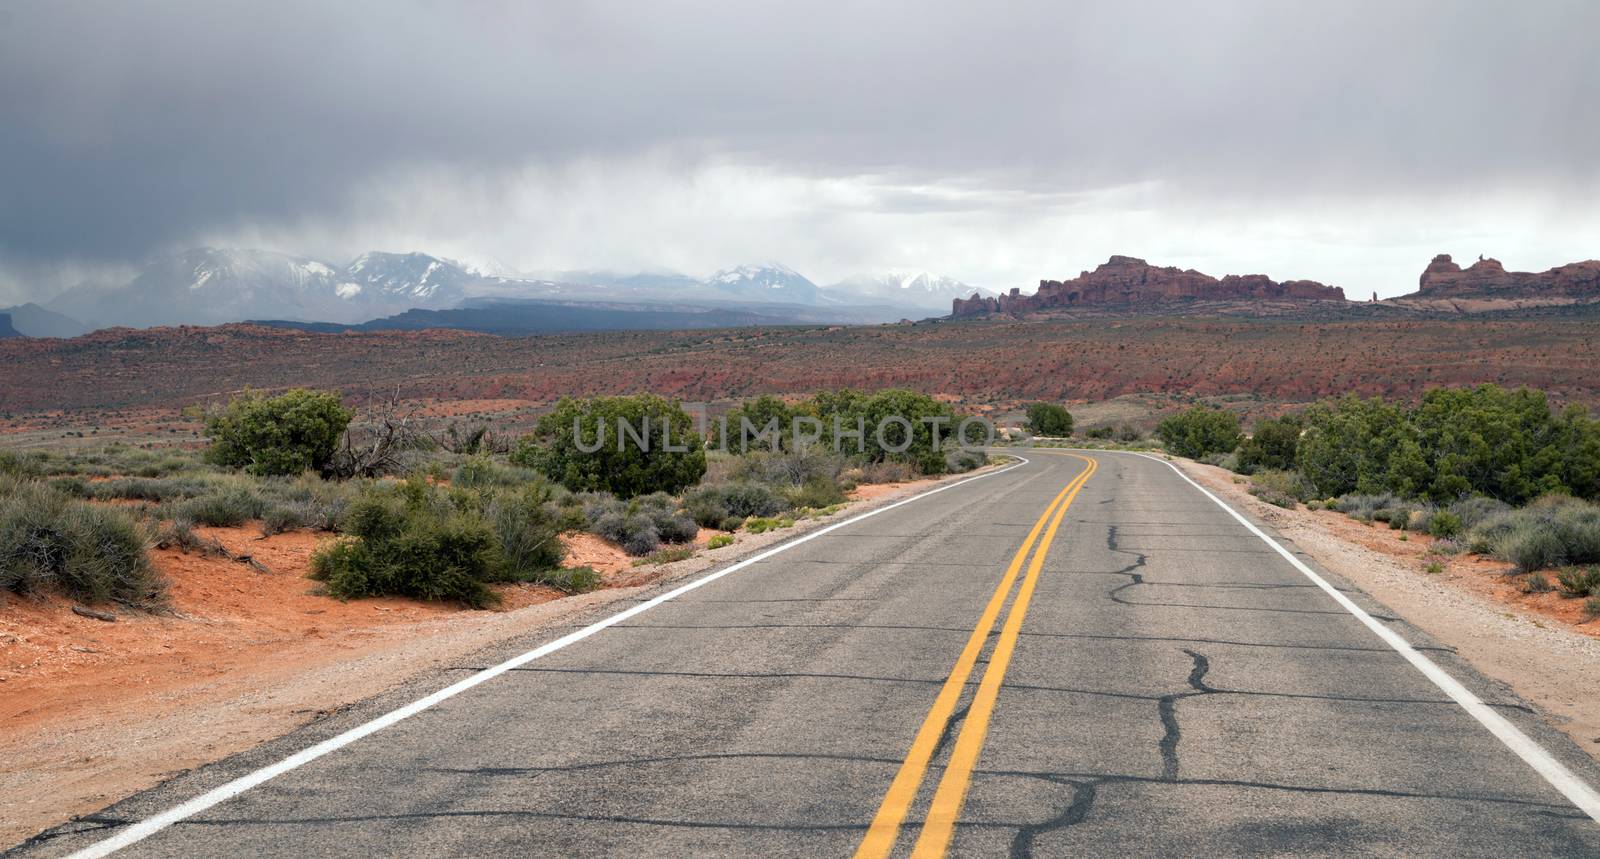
[
  {"left": 951, "top": 255, "right": 1345, "bottom": 317},
  {"left": 1411, "top": 254, "right": 1600, "bottom": 299}
]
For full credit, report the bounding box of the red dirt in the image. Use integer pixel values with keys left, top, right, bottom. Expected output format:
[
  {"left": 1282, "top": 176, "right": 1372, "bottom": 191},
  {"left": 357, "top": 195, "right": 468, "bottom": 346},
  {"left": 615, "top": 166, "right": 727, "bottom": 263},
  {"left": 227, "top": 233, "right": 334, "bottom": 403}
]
[
  {"left": 0, "top": 523, "right": 573, "bottom": 843},
  {"left": 0, "top": 526, "right": 561, "bottom": 723},
  {"left": 1306, "top": 509, "right": 1600, "bottom": 637},
  {"left": 5, "top": 316, "right": 1600, "bottom": 419},
  {"left": 849, "top": 476, "right": 940, "bottom": 501},
  {"left": 560, "top": 532, "right": 634, "bottom": 578}
]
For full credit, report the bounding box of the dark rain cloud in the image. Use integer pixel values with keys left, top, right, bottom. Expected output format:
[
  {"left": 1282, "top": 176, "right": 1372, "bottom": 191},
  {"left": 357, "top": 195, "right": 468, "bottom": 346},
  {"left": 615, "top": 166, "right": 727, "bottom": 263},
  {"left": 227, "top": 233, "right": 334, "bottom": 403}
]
[{"left": 1, "top": 0, "right": 1597, "bottom": 287}]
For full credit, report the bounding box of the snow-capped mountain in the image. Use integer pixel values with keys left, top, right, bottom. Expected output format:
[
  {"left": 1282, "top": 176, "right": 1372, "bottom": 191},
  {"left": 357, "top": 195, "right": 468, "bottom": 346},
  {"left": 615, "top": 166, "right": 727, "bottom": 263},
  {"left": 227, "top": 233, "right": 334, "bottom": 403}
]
[
  {"left": 342, "top": 251, "right": 477, "bottom": 302},
  {"left": 38, "top": 250, "right": 983, "bottom": 331},
  {"left": 706, "top": 264, "right": 832, "bottom": 305},
  {"left": 46, "top": 248, "right": 475, "bottom": 328},
  {"left": 445, "top": 254, "right": 521, "bottom": 280},
  {"left": 825, "top": 271, "right": 995, "bottom": 310}
]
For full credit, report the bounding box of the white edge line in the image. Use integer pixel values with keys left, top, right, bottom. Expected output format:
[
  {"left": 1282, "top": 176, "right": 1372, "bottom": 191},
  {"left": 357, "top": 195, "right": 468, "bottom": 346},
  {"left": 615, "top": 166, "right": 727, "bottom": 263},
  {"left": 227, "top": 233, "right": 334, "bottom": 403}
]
[
  {"left": 1113, "top": 449, "right": 1600, "bottom": 823},
  {"left": 62, "top": 456, "right": 1033, "bottom": 858}
]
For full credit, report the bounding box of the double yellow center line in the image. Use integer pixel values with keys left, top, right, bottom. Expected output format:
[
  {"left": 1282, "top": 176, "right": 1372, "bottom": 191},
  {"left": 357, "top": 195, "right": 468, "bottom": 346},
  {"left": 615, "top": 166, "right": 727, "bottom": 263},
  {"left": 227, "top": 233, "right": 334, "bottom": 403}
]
[{"left": 855, "top": 454, "right": 1097, "bottom": 858}]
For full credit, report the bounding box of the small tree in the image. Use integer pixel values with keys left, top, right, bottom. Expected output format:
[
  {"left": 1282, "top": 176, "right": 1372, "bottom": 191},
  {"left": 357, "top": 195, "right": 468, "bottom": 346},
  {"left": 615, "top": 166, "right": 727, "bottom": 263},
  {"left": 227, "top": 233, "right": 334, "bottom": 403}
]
[
  {"left": 714, "top": 395, "right": 796, "bottom": 452},
  {"left": 1156, "top": 406, "right": 1242, "bottom": 459},
  {"left": 512, "top": 395, "right": 706, "bottom": 497},
  {"left": 809, "top": 388, "right": 960, "bottom": 474},
  {"left": 1237, "top": 415, "right": 1302, "bottom": 473},
  {"left": 204, "top": 389, "right": 352, "bottom": 477},
  {"left": 1024, "top": 402, "right": 1074, "bottom": 437}
]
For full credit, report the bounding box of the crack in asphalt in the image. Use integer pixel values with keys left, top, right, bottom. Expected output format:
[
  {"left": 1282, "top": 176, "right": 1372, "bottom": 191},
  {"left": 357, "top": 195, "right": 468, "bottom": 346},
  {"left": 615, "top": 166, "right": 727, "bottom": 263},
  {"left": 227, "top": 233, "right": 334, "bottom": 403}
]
[
  {"left": 998, "top": 644, "right": 1538, "bottom": 857},
  {"left": 1158, "top": 650, "right": 1215, "bottom": 781},
  {"left": 1102, "top": 525, "right": 1395, "bottom": 619},
  {"left": 1007, "top": 776, "right": 1098, "bottom": 858}
]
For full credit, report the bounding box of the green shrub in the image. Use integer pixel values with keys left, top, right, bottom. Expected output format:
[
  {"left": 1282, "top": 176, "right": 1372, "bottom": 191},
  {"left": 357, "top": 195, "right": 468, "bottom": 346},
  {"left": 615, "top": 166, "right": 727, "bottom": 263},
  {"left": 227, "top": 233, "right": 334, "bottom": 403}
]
[
  {"left": 1331, "top": 493, "right": 1403, "bottom": 522},
  {"left": 0, "top": 449, "right": 41, "bottom": 478},
  {"left": 0, "top": 477, "right": 162, "bottom": 605},
  {"left": 544, "top": 565, "right": 601, "bottom": 594},
  {"left": 1202, "top": 450, "right": 1241, "bottom": 472},
  {"left": 634, "top": 546, "right": 694, "bottom": 566},
  {"left": 48, "top": 476, "right": 91, "bottom": 497},
  {"left": 846, "top": 459, "right": 919, "bottom": 485},
  {"left": 594, "top": 511, "right": 662, "bottom": 555},
  {"left": 1427, "top": 510, "right": 1463, "bottom": 538},
  {"left": 636, "top": 493, "right": 698, "bottom": 542},
  {"left": 1554, "top": 566, "right": 1600, "bottom": 598},
  {"left": 713, "top": 395, "right": 798, "bottom": 452},
  {"left": 1238, "top": 415, "right": 1302, "bottom": 474},
  {"left": 1469, "top": 496, "right": 1600, "bottom": 572},
  {"left": 787, "top": 476, "right": 849, "bottom": 510},
  {"left": 1024, "top": 402, "right": 1074, "bottom": 437},
  {"left": 944, "top": 448, "right": 988, "bottom": 474},
  {"left": 744, "top": 516, "right": 794, "bottom": 534},
  {"left": 1296, "top": 387, "right": 1600, "bottom": 503},
  {"left": 730, "top": 448, "right": 846, "bottom": 488},
  {"left": 261, "top": 501, "right": 317, "bottom": 536},
  {"left": 268, "top": 473, "right": 356, "bottom": 531},
  {"left": 1584, "top": 596, "right": 1600, "bottom": 620},
  {"left": 512, "top": 395, "right": 706, "bottom": 497},
  {"left": 204, "top": 389, "right": 353, "bottom": 477},
  {"left": 311, "top": 489, "right": 498, "bottom": 608},
  {"left": 580, "top": 491, "right": 692, "bottom": 554},
  {"left": 707, "top": 534, "right": 734, "bottom": 549},
  {"left": 452, "top": 456, "right": 498, "bottom": 489},
  {"left": 1156, "top": 406, "right": 1242, "bottom": 459},
  {"left": 808, "top": 388, "right": 963, "bottom": 473},
  {"left": 1085, "top": 426, "right": 1113, "bottom": 440},
  {"left": 91, "top": 476, "right": 211, "bottom": 503},
  {"left": 1449, "top": 496, "right": 1513, "bottom": 530},
  {"left": 682, "top": 482, "right": 787, "bottom": 528},
  {"left": 484, "top": 487, "right": 566, "bottom": 581},
  {"left": 177, "top": 487, "right": 268, "bottom": 527},
  {"left": 1247, "top": 470, "right": 1313, "bottom": 509},
  {"left": 1522, "top": 572, "right": 1553, "bottom": 593}
]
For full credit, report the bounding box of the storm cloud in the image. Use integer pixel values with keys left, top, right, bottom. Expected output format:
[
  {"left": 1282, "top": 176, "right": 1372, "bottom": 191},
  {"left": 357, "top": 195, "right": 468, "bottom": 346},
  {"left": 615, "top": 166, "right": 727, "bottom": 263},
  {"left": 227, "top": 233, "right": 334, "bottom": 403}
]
[{"left": 2, "top": 0, "right": 1597, "bottom": 301}]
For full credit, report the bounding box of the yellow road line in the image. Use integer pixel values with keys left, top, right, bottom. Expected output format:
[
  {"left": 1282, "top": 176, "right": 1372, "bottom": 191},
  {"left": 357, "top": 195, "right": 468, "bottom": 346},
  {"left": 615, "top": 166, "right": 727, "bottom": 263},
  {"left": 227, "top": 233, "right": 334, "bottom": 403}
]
[
  {"left": 853, "top": 455, "right": 1096, "bottom": 859},
  {"left": 910, "top": 453, "right": 1097, "bottom": 857}
]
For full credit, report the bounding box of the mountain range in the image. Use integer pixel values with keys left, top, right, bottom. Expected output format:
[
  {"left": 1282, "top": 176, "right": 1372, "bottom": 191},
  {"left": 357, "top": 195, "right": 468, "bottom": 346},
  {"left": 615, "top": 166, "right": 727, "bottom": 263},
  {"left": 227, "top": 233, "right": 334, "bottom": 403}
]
[{"left": 11, "top": 248, "right": 995, "bottom": 335}]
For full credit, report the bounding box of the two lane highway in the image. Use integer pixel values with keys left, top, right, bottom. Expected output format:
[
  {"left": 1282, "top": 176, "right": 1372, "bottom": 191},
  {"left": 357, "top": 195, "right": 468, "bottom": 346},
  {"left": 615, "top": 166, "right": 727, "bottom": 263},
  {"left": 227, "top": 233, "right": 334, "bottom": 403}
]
[{"left": 19, "top": 452, "right": 1600, "bottom": 857}]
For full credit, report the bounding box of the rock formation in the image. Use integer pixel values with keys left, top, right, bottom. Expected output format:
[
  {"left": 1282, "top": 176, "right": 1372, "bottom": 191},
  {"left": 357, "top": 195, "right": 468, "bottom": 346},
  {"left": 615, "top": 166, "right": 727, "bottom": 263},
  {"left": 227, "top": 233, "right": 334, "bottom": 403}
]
[
  {"left": 1413, "top": 254, "right": 1600, "bottom": 299},
  {"left": 951, "top": 255, "right": 1345, "bottom": 317}
]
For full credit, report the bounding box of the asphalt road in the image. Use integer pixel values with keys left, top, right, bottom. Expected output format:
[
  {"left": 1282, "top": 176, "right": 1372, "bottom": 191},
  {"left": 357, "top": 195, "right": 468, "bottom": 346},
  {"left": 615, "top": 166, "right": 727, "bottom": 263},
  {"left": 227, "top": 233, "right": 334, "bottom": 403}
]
[{"left": 14, "top": 451, "right": 1600, "bottom": 857}]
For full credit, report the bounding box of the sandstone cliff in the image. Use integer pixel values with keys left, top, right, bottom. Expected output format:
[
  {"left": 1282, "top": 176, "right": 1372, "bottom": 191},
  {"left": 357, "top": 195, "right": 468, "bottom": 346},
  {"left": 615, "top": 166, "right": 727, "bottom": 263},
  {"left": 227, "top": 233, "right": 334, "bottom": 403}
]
[
  {"left": 952, "top": 255, "right": 1345, "bottom": 317},
  {"left": 1413, "top": 254, "right": 1600, "bottom": 299}
]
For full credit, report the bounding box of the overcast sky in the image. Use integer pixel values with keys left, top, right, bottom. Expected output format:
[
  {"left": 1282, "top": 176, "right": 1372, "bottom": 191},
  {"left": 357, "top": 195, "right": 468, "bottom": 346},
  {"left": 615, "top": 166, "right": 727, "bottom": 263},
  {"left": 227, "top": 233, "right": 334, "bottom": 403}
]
[{"left": 2, "top": 0, "right": 1597, "bottom": 303}]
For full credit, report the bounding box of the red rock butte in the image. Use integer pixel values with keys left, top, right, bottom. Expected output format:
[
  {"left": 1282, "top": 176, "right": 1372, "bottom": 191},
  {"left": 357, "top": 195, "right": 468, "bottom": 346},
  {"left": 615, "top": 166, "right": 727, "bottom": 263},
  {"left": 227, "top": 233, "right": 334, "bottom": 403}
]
[
  {"left": 951, "top": 255, "right": 1345, "bottom": 317},
  {"left": 1415, "top": 254, "right": 1600, "bottom": 299}
]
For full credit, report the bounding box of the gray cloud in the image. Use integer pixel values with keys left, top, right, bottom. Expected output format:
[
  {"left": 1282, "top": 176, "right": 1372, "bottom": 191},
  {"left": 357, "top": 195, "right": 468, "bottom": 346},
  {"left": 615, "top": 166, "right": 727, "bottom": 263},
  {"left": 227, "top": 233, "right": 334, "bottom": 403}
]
[{"left": 2, "top": 0, "right": 1597, "bottom": 300}]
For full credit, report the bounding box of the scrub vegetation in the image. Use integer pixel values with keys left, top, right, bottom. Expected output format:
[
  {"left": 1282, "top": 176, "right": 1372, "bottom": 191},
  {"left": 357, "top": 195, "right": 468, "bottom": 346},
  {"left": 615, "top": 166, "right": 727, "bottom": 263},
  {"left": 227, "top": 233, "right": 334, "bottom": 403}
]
[
  {"left": 1167, "top": 384, "right": 1600, "bottom": 611},
  {"left": 2, "top": 387, "right": 988, "bottom": 610}
]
